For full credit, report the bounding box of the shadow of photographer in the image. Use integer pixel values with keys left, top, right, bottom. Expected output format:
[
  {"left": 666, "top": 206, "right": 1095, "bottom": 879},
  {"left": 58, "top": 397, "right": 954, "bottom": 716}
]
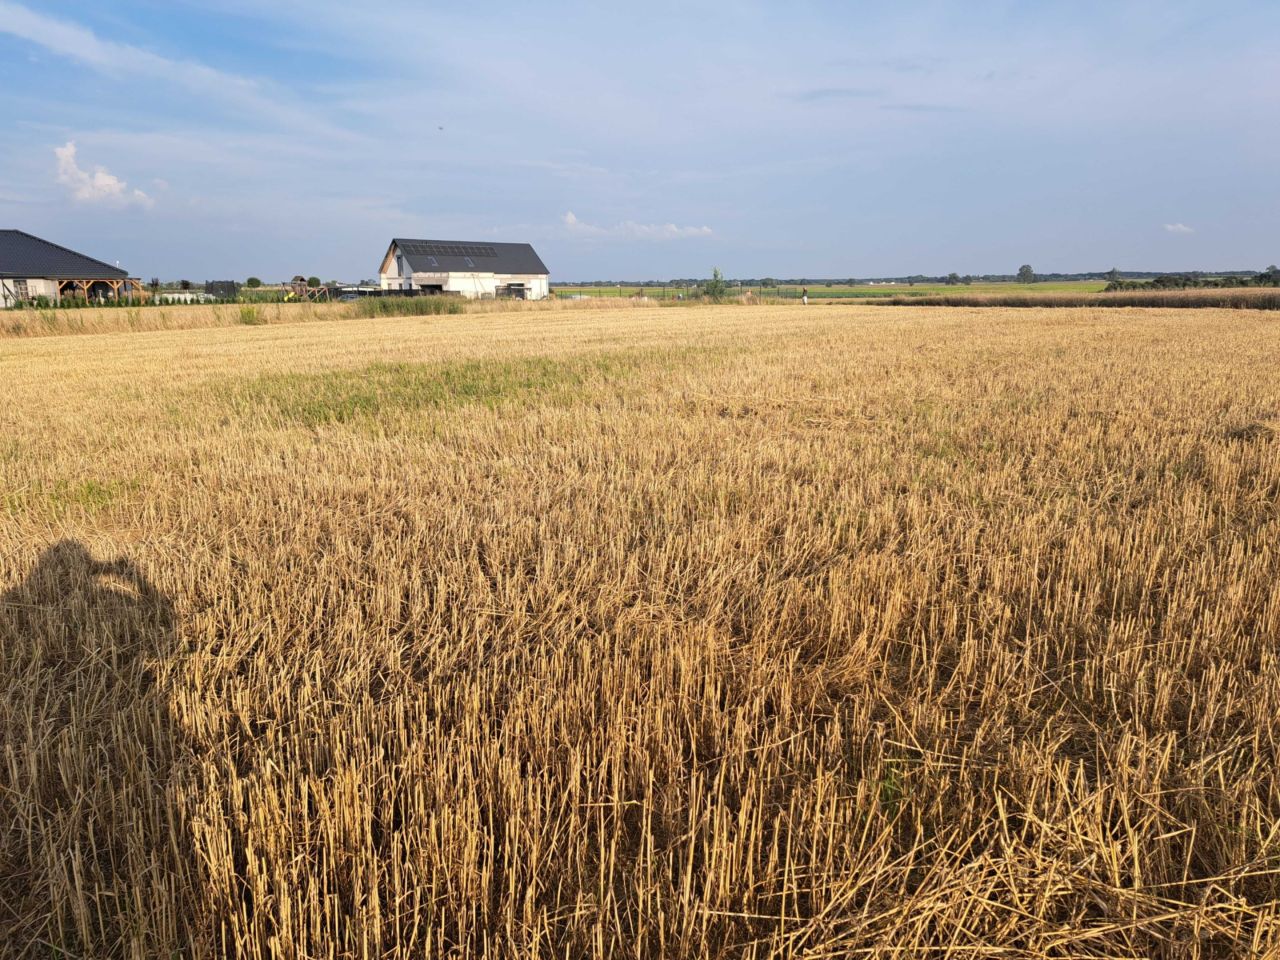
[{"left": 0, "top": 540, "right": 196, "bottom": 956}]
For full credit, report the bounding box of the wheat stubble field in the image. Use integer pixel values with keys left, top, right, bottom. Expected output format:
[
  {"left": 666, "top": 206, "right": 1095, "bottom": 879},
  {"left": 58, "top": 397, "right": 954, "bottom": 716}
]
[{"left": 1, "top": 303, "right": 1278, "bottom": 958}]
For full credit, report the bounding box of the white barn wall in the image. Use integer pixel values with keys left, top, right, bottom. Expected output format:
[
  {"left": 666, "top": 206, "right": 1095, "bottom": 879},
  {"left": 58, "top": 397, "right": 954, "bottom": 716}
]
[
  {"left": 514, "top": 275, "right": 548, "bottom": 299},
  {"left": 379, "top": 249, "right": 411, "bottom": 290},
  {"left": 30, "top": 279, "right": 58, "bottom": 300},
  {"left": 1, "top": 277, "right": 59, "bottom": 306},
  {"left": 444, "top": 274, "right": 496, "bottom": 299}
]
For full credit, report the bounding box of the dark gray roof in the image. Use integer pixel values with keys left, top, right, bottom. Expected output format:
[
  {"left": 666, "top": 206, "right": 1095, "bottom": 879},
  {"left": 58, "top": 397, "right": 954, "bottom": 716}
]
[
  {"left": 390, "top": 238, "right": 548, "bottom": 276},
  {"left": 0, "top": 230, "right": 128, "bottom": 279}
]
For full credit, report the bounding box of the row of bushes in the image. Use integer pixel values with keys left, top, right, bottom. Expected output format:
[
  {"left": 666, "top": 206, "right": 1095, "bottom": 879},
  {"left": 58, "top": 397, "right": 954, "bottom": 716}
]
[
  {"left": 1105, "top": 269, "right": 1280, "bottom": 292},
  {"left": 6, "top": 293, "right": 470, "bottom": 317},
  {"left": 3, "top": 295, "right": 257, "bottom": 311}
]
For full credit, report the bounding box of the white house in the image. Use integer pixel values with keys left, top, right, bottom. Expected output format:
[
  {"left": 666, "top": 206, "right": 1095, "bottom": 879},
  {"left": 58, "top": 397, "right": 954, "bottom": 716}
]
[
  {"left": 1, "top": 229, "right": 142, "bottom": 307},
  {"left": 378, "top": 238, "right": 549, "bottom": 300}
]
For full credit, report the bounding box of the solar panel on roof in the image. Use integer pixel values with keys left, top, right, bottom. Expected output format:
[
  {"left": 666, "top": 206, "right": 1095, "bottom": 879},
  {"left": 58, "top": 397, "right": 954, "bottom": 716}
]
[{"left": 399, "top": 241, "right": 501, "bottom": 261}]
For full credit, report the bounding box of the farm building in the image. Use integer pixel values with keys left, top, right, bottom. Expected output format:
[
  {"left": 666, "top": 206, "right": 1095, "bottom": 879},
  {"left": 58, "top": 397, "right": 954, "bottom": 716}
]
[
  {"left": 379, "top": 238, "right": 549, "bottom": 300},
  {"left": 0, "top": 230, "right": 143, "bottom": 307}
]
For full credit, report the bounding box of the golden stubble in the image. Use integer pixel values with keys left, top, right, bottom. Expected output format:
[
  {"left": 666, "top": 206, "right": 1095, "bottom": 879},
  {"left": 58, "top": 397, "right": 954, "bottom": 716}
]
[{"left": 1, "top": 303, "right": 1278, "bottom": 958}]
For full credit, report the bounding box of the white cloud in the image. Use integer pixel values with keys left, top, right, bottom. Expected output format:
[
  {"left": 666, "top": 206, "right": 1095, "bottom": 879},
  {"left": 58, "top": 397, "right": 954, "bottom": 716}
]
[
  {"left": 54, "top": 141, "right": 153, "bottom": 208},
  {"left": 0, "top": 1, "right": 334, "bottom": 134},
  {"left": 562, "top": 211, "right": 712, "bottom": 241},
  {"left": 1163, "top": 223, "right": 1194, "bottom": 234}
]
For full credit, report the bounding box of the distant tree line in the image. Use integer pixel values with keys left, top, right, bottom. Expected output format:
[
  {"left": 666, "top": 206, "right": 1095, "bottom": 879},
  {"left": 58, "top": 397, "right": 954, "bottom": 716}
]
[
  {"left": 562, "top": 267, "right": 1270, "bottom": 288},
  {"left": 1105, "top": 266, "right": 1280, "bottom": 291}
]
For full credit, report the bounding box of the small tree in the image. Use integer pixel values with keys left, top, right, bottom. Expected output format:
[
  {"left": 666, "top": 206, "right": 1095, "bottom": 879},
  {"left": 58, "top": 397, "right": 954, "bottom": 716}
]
[
  {"left": 1017, "top": 264, "right": 1036, "bottom": 284},
  {"left": 946, "top": 272, "right": 961, "bottom": 286},
  {"left": 307, "top": 276, "right": 322, "bottom": 289},
  {"left": 1105, "top": 268, "right": 1121, "bottom": 283},
  {"left": 704, "top": 267, "right": 728, "bottom": 302},
  {"left": 246, "top": 277, "right": 263, "bottom": 288},
  {"left": 149, "top": 278, "right": 160, "bottom": 293},
  {"left": 179, "top": 279, "right": 192, "bottom": 291}
]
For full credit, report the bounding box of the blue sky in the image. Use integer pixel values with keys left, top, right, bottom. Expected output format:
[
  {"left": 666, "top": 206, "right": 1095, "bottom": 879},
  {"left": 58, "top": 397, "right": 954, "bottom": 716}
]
[{"left": 1, "top": 1, "right": 1276, "bottom": 282}]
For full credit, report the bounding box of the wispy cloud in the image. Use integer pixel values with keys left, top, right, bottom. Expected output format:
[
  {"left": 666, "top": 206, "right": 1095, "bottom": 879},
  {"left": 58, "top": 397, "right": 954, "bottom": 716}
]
[
  {"left": 789, "top": 87, "right": 881, "bottom": 103},
  {"left": 829, "top": 56, "right": 941, "bottom": 75},
  {"left": 1163, "top": 222, "right": 1194, "bottom": 234},
  {"left": 880, "top": 102, "right": 965, "bottom": 114},
  {"left": 54, "top": 141, "right": 153, "bottom": 208},
  {"left": 0, "top": 1, "right": 327, "bottom": 132},
  {"left": 522, "top": 159, "right": 619, "bottom": 182},
  {"left": 562, "top": 211, "right": 712, "bottom": 241}
]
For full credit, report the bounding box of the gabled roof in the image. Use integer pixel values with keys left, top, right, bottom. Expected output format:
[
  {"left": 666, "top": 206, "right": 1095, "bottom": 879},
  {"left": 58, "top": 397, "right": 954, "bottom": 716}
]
[
  {"left": 388, "top": 238, "right": 548, "bottom": 276},
  {"left": 0, "top": 230, "right": 129, "bottom": 279}
]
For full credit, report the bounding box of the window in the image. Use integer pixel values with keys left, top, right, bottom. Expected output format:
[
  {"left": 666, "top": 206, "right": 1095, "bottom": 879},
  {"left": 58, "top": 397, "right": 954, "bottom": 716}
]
[
  {"left": 428, "top": 256, "right": 439, "bottom": 267},
  {"left": 464, "top": 256, "right": 475, "bottom": 268}
]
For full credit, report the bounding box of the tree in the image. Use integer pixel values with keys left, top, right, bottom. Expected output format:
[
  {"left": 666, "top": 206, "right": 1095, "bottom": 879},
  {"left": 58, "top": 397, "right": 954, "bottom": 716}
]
[
  {"left": 246, "top": 277, "right": 263, "bottom": 288},
  {"left": 1017, "top": 264, "right": 1036, "bottom": 284},
  {"left": 307, "top": 276, "right": 322, "bottom": 289},
  {"left": 945, "top": 272, "right": 961, "bottom": 286},
  {"left": 149, "top": 278, "right": 160, "bottom": 293},
  {"left": 704, "top": 267, "right": 728, "bottom": 301},
  {"left": 1105, "top": 267, "right": 1121, "bottom": 283},
  {"left": 179, "top": 279, "right": 192, "bottom": 291}
]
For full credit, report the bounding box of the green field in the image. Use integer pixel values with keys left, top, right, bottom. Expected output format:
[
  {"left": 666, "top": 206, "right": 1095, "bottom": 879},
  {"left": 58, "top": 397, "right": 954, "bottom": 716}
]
[{"left": 552, "top": 281, "right": 1110, "bottom": 299}]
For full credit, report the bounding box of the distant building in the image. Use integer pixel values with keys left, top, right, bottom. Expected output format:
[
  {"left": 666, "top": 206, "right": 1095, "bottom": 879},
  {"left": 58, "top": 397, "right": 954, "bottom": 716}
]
[
  {"left": 0, "top": 230, "right": 142, "bottom": 306},
  {"left": 205, "top": 280, "right": 240, "bottom": 300},
  {"left": 379, "top": 238, "right": 549, "bottom": 300}
]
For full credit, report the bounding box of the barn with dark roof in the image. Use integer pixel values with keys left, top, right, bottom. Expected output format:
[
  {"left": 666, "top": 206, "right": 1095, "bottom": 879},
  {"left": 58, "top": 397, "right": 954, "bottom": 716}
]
[
  {"left": 379, "top": 239, "right": 549, "bottom": 300},
  {"left": 0, "top": 230, "right": 142, "bottom": 307}
]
